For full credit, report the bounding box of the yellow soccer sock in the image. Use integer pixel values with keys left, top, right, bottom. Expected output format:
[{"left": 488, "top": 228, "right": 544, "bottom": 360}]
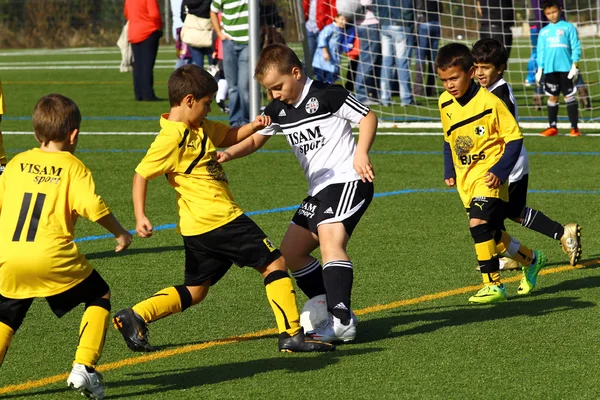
[
  {"left": 74, "top": 302, "right": 110, "bottom": 368},
  {"left": 475, "top": 238, "right": 502, "bottom": 286},
  {"left": 132, "top": 286, "right": 183, "bottom": 323},
  {"left": 264, "top": 271, "right": 301, "bottom": 336},
  {"left": 0, "top": 322, "right": 14, "bottom": 366},
  {"left": 482, "top": 271, "right": 502, "bottom": 286},
  {"left": 496, "top": 231, "right": 534, "bottom": 265}
]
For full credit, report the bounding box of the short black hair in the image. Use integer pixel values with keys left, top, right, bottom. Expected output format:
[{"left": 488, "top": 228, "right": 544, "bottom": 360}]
[
  {"left": 542, "top": 0, "right": 561, "bottom": 10},
  {"left": 472, "top": 38, "right": 508, "bottom": 71},
  {"left": 255, "top": 43, "right": 304, "bottom": 82},
  {"left": 435, "top": 43, "right": 473, "bottom": 72},
  {"left": 168, "top": 64, "right": 218, "bottom": 106}
]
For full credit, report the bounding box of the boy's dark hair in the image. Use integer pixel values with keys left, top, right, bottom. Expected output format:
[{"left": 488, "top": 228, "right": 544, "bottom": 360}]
[
  {"left": 168, "top": 64, "right": 218, "bottom": 106},
  {"left": 435, "top": 43, "right": 473, "bottom": 72},
  {"left": 255, "top": 43, "right": 303, "bottom": 82},
  {"left": 542, "top": 0, "right": 561, "bottom": 10},
  {"left": 472, "top": 38, "right": 508, "bottom": 70},
  {"left": 33, "top": 94, "right": 81, "bottom": 145}
]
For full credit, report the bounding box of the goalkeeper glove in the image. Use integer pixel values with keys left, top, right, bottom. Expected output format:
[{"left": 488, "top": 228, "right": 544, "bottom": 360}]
[
  {"left": 535, "top": 68, "right": 543, "bottom": 84},
  {"left": 567, "top": 63, "right": 579, "bottom": 80}
]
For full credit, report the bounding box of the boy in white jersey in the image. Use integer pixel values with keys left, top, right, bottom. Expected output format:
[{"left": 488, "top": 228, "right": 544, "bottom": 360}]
[
  {"left": 112, "top": 64, "right": 333, "bottom": 354},
  {"left": 472, "top": 38, "right": 581, "bottom": 267},
  {"left": 0, "top": 94, "right": 132, "bottom": 399},
  {"left": 219, "top": 44, "right": 377, "bottom": 343}
]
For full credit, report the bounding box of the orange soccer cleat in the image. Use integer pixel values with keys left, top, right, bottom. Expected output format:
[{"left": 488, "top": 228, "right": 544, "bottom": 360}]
[
  {"left": 540, "top": 127, "right": 558, "bottom": 137},
  {"left": 570, "top": 127, "right": 581, "bottom": 137}
]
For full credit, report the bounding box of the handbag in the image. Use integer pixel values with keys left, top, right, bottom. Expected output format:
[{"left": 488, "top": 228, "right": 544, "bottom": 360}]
[{"left": 181, "top": 14, "right": 213, "bottom": 48}]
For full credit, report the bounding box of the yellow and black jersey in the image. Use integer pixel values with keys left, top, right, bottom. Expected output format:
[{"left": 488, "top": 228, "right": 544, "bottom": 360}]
[
  {"left": 0, "top": 148, "right": 111, "bottom": 299},
  {"left": 439, "top": 85, "right": 523, "bottom": 207},
  {"left": 136, "top": 115, "right": 243, "bottom": 236},
  {"left": 0, "top": 81, "right": 6, "bottom": 166}
]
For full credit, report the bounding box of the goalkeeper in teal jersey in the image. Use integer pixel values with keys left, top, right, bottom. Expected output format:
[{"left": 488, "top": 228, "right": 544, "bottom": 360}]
[{"left": 536, "top": 0, "right": 582, "bottom": 137}]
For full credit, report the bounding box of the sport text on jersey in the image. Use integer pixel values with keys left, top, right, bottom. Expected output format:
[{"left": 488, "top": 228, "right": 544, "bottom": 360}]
[
  {"left": 297, "top": 201, "right": 316, "bottom": 219},
  {"left": 285, "top": 126, "right": 326, "bottom": 154},
  {"left": 20, "top": 163, "right": 62, "bottom": 185}
]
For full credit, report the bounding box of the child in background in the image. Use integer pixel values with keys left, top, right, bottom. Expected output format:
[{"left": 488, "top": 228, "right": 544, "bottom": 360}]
[
  {"left": 312, "top": 14, "right": 348, "bottom": 84},
  {"left": 0, "top": 94, "right": 132, "bottom": 399},
  {"left": 472, "top": 38, "right": 581, "bottom": 268}
]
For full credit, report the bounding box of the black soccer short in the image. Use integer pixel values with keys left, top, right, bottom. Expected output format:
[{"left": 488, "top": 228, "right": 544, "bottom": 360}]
[
  {"left": 291, "top": 180, "right": 373, "bottom": 236},
  {"left": 0, "top": 269, "right": 109, "bottom": 331},
  {"left": 506, "top": 174, "right": 529, "bottom": 220},
  {"left": 182, "top": 214, "right": 281, "bottom": 287},
  {"left": 544, "top": 72, "right": 576, "bottom": 97},
  {"left": 466, "top": 196, "right": 507, "bottom": 231}
]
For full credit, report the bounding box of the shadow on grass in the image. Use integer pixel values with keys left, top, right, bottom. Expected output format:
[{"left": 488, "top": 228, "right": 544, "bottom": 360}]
[
  {"left": 2, "top": 348, "right": 382, "bottom": 399},
  {"left": 85, "top": 245, "right": 183, "bottom": 260}
]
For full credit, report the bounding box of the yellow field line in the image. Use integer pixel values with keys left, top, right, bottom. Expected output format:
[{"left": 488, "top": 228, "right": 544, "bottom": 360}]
[{"left": 1, "top": 259, "right": 597, "bottom": 396}]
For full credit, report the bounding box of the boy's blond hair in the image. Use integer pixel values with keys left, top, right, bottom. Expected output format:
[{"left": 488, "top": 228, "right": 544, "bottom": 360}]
[
  {"left": 33, "top": 94, "right": 81, "bottom": 145},
  {"left": 254, "top": 44, "right": 303, "bottom": 82},
  {"left": 168, "top": 65, "right": 218, "bottom": 107}
]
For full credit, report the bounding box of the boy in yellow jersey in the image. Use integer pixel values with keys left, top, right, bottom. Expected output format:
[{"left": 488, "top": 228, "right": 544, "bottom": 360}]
[
  {"left": 0, "top": 94, "right": 132, "bottom": 399},
  {"left": 435, "top": 43, "right": 547, "bottom": 303},
  {"left": 0, "top": 80, "right": 6, "bottom": 174},
  {"left": 112, "top": 64, "right": 334, "bottom": 353}
]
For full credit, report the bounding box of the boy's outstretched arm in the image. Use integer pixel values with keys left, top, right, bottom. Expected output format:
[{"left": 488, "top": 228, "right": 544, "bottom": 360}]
[
  {"left": 132, "top": 173, "right": 153, "bottom": 238},
  {"left": 354, "top": 110, "right": 377, "bottom": 182},
  {"left": 217, "top": 132, "right": 271, "bottom": 163},
  {"left": 219, "top": 115, "right": 272, "bottom": 147},
  {"left": 96, "top": 213, "right": 132, "bottom": 252}
]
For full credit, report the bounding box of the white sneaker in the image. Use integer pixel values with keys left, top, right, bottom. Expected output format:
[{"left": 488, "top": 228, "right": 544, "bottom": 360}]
[
  {"left": 67, "top": 363, "right": 104, "bottom": 399},
  {"left": 307, "top": 313, "right": 357, "bottom": 343}
]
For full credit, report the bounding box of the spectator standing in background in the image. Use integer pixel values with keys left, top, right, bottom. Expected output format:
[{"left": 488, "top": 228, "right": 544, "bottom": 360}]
[
  {"left": 125, "top": 0, "right": 163, "bottom": 101},
  {"left": 477, "top": 0, "right": 514, "bottom": 58},
  {"left": 312, "top": 14, "right": 348, "bottom": 83},
  {"left": 171, "top": 0, "right": 192, "bottom": 68},
  {"left": 352, "top": 0, "right": 382, "bottom": 105},
  {"left": 211, "top": 0, "right": 250, "bottom": 126},
  {"left": 413, "top": 0, "right": 442, "bottom": 98},
  {"left": 182, "top": 0, "right": 214, "bottom": 68},
  {"left": 303, "top": 0, "right": 337, "bottom": 70},
  {"left": 377, "top": 0, "right": 415, "bottom": 106}
]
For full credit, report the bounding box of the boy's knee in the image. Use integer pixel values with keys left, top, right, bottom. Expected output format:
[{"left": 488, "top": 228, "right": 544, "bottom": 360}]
[
  {"left": 183, "top": 284, "right": 207, "bottom": 307},
  {"left": 470, "top": 224, "right": 492, "bottom": 243},
  {"left": 85, "top": 297, "right": 111, "bottom": 312}
]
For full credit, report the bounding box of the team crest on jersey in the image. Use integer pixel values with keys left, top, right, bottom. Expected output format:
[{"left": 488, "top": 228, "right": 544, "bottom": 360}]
[
  {"left": 454, "top": 136, "right": 473, "bottom": 157},
  {"left": 474, "top": 126, "right": 486, "bottom": 136},
  {"left": 305, "top": 97, "right": 319, "bottom": 114},
  {"left": 263, "top": 237, "right": 276, "bottom": 252},
  {"left": 557, "top": 29, "right": 564, "bottom": 36}
]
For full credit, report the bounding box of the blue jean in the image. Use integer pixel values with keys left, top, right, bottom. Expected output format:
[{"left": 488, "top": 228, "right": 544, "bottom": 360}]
[
  {"left": 380, "top": 25, "right": 413, "bottom": 105},
  {"left": 222, "top": 40, "right": 249, "bottom": 126},
  {"left": 190, "top": 46, "right": 213, "bottom": 68},
  {"left": 306, "top": 28, "right": 319, "bottom": 71},
  {"left": 355, "top": 24, "right": 381, "bottom": 102},
  {"left": 414, "top": 21, "right": 440, "bottom": 97}
]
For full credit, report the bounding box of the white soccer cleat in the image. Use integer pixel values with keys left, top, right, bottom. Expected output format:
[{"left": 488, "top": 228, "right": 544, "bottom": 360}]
[
  {"left": 307, "top": 313, "right": 357, "bottom": 343},
  {"left": 67, "top": 363, "right": 104, "bottom": 399},
  {"left": 499, "top": 257, "right": 520, "bottom": 271}
]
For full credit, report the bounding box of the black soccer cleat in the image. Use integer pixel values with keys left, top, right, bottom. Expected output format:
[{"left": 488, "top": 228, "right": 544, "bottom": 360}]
[
  {"left": 112, "top": 308, "right": 155, "bottom": 352},
  {"left": 278, "top": 330, "right": 335, "bottom": 353}
]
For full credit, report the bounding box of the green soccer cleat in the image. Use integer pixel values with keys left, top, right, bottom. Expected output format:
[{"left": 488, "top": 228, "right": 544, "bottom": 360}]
[
  {"left": 517, "top": 250, "right": 548, "bottom": 295},
  {"left": 468, "top": 284, "right": 507, "bottom": 304}
]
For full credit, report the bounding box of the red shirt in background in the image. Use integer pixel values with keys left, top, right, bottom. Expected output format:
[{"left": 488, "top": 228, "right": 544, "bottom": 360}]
[
  {"left": 303, "top": 0, "right": 336, "bottom": 31},
  {"left": 125, "top": 0, "right": 163, "bottom": 44}
]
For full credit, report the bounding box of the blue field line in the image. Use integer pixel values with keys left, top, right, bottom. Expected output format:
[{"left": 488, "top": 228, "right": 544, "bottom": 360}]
[{"left": 73, "top": 187, "right": 599, "bottom": 243}]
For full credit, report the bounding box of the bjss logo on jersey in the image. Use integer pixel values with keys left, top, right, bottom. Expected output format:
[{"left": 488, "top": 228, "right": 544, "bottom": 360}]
[
  {"left": 474, "top": 126, "right": 486, "bottom": 136},
  {"left": 556, "top": 29, "right": 564, "bottom": 36},
  {"left": 305, "top": 97, "right": 319, "bottom": 114}
]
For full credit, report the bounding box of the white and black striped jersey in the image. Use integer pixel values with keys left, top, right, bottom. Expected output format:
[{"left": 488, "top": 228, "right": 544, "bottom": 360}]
[
  {"left": 258, "top": 78, "right": 370, "bottom": 196},
  {"left": 488, "top": 77, "right": 530, "bottom": 183}
]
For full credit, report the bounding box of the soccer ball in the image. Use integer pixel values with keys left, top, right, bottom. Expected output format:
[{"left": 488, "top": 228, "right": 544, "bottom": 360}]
[{"left": 300, "top": 294, "right": 329, "bottom": 333}]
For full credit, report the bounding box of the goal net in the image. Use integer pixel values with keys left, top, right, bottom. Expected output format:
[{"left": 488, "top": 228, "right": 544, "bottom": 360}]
[{"left": 274, "top": 0, "right": 600, "bottom": 131}]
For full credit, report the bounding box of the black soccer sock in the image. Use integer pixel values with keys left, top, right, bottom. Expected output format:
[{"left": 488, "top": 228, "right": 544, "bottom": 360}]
[
  {"left": 322, "top": 261, "right": 353, "bottom": 325},
  {"left": 548, "top": 101, "right": 559, "bottom": 127},
  {"left": 566, "top": 100, "right": 579, "bottom": 129},
  {"left": 521, "top": 207, "right": 565, "bottom": 240},
  {"left": 291, "top": 258, "right": 326, "bottom": 299}
]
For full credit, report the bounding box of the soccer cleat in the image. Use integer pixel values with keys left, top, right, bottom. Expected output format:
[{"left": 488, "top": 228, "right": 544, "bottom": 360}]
[
  {"left": 306, "top": 313, "right": 358, "bottom": 343},
  {"left": 560, "top": 223, "right": 582, "bottom": 266},
  {"left": 112, "top": 308, "right": 155, "bottom": 352},
  {"left": 468, "top": 284, "right": 507, "bottom": 304},
  {"left": 517, "top": 250, "right": 548, "bottom": 295},
  {"left": 278, "top": 330, "right": 335, "bottom": 352},
  {"left": 499, "top": 257, "right": 520, "bottom": 271},
  {"left": 540, "top": 127, "right": 558, "bottom": 137},
  {"left": 569, "top": 128, "right": 581, "bottom": 137},
  {"left": 67, "top": 363, "right": 104, "bottom": 399}
]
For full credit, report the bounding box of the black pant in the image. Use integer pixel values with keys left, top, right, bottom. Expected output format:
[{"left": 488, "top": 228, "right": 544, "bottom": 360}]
[
  {"left": 480, "top": 23, "right": 513, "bottom": 58},
  {"left": 131, "top": 30, "right": 162, "bottom": 101}
]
